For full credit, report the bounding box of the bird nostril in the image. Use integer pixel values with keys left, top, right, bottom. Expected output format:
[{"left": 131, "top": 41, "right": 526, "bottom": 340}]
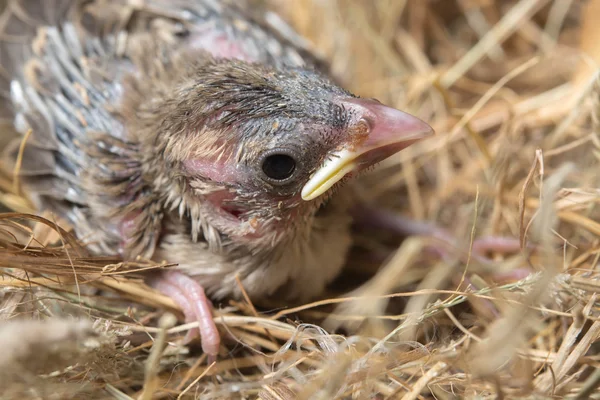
[
  {"left": 347, "top": 118, "right": 371, "bottom": 149},
  {"left": 357, "top": 118, "right": 371, "bottom": 135}
]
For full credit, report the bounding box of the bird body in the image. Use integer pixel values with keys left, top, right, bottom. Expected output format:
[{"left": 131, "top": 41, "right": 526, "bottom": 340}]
[{"left": 1, "top": 0, "right": 432, "bottom": 356}]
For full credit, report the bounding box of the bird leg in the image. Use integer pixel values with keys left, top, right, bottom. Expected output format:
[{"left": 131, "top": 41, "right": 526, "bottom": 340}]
[
  {"left": 149, "top": 270, "right": 220, "bottom": 359},
  {"left": 352, "top": 204, "right": 525, "bottom": 264}
]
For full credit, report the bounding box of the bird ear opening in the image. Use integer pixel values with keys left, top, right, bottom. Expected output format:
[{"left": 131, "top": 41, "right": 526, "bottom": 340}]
[
  {"left": 221, "top": 204, "right": 244, "bottom": 220},
  {"left": 199, "top": 190, "right": 262, "bottom": 240}
]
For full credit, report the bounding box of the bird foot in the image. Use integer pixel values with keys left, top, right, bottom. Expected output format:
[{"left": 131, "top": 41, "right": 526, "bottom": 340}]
[
  {"left": 353, "top": 205, "right": 528, "bottom": 266},
  {"left": 429, "top": 229, "right": 524, "bottom": 264},
  {"left": 150, "top": 270, "right": 220, "bottom": 359}
]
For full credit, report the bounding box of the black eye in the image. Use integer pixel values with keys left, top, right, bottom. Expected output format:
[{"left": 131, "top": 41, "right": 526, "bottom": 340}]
[{"left": 262, "top": 153, "right": 297, "bottom": 182}]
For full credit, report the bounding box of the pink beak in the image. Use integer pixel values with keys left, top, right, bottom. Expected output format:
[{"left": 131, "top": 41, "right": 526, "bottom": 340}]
[{"left": 301, "top": 98, "right": 433, "bottom": 201}]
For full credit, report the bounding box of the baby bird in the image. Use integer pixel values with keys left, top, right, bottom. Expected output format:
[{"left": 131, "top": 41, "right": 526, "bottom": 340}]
[{"left": 0, "top": 0, "right": 432, "bottom": 357}]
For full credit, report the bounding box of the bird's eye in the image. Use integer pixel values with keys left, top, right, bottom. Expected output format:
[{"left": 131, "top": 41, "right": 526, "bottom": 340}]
[{"left": 261, "top": 153, "right": 297, "bottom": 182}]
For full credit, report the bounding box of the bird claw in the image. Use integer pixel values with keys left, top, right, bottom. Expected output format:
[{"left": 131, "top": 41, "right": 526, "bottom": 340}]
[{"left": 150, "top": 270, "right": 221, "bottom": 358}]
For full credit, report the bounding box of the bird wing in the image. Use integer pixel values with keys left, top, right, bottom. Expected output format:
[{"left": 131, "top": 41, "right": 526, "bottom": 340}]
[
  {"left": 0, "top": 0, "right": 138, "bottom": 254},
  {"left": 0, "top": 0, "right": 325, "bottom": 256}
]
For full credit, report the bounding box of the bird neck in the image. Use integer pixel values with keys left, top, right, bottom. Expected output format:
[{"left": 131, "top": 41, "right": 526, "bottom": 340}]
[{"left": 157, "top": 188, "right": 354, "bottom": 302}]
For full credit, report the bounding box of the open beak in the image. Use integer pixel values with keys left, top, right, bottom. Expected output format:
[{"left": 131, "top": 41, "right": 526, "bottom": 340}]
[{"left": 301, "top": 98, "right": 433, "bottom": 201}]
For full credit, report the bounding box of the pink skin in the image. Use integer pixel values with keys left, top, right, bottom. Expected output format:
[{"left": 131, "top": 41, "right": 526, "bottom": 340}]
[
  {"left": 150, "top": 270, "right": 220, "bottom": 359},
  {"left": 353, "top": 205, "right": 531, "bottom": 273},
  {"left": 119, "top": 213, "right": 220, "bottom": 358},
  {"left": 188, "top": 30, "right": 254, "bottom": 62},
  {"left": 471, "top": 236, "right": 525, "bottom": 255}
]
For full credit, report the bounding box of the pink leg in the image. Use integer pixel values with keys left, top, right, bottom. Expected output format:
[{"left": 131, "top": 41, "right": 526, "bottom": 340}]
[
  {"left": 150, "top": 271, "right": 220, "bottom": 358},
  {"left": 471, "top": 236, "right": 523, "bottom": 255},
  {"left": 353, "top": 205, "right": 528, "bottom": 263}
]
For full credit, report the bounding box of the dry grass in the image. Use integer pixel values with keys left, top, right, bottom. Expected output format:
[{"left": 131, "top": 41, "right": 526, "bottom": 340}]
[{"left": 1, "top": 0, "right": 600, "bottom": 398}]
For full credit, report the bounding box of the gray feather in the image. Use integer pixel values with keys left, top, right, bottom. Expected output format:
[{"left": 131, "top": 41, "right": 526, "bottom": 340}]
[{"left": 0, "top": 0, "right": 324, "bottom": 254}]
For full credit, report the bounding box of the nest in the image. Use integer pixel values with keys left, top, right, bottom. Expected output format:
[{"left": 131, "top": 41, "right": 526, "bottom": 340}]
[{"left": 1, "top": 0, "right": 599, "bottom": 398}]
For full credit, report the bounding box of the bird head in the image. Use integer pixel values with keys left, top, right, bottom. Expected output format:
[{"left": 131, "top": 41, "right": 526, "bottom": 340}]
[{"left": 135, "top": 59, "right": 432, "bottom": 246}]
